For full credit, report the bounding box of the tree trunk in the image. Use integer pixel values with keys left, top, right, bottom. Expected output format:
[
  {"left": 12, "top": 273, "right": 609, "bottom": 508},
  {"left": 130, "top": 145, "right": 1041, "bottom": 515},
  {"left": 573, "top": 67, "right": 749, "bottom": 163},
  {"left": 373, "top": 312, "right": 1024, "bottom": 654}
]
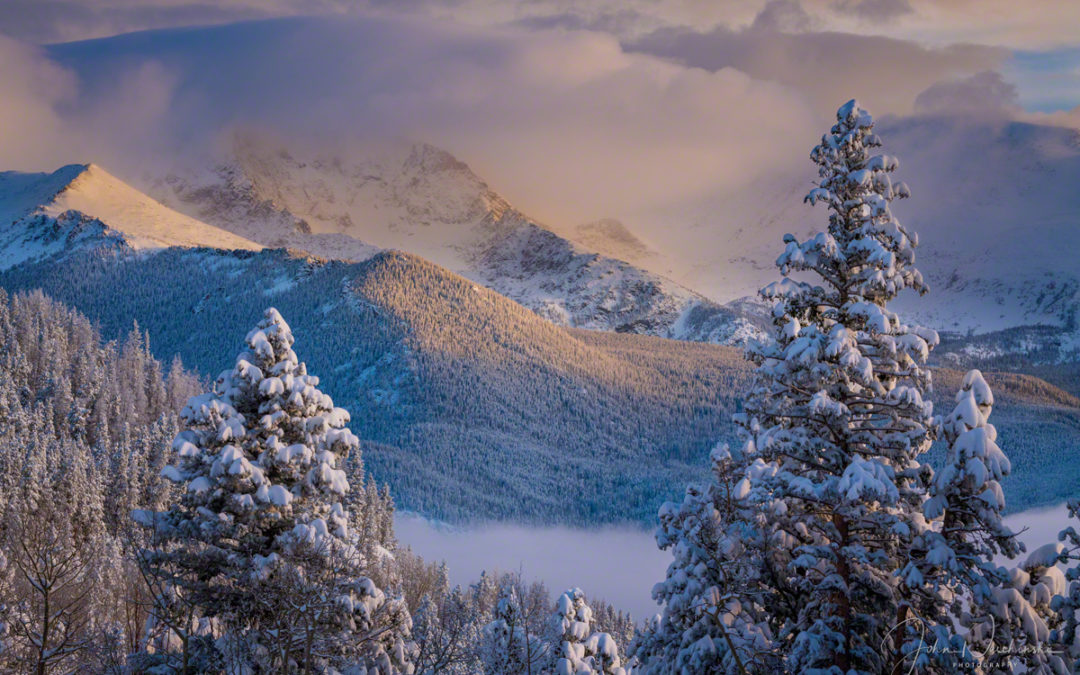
[{"left": 832, "top": 513, "right": 852, "bottom": 673}]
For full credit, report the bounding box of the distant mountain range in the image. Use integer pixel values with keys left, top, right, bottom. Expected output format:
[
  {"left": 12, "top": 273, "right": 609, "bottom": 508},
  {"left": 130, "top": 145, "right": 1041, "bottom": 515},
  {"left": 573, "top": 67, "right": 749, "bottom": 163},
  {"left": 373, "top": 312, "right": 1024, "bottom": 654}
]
[
  {"left": 145, "top": 135, "right": 760, "bottom": 345},
  {"left": 39, "top": 19, "right": 1080, "bottom": 366},
  {"left": 135, "top": 120, "right": 1080, "bottom": 368}
]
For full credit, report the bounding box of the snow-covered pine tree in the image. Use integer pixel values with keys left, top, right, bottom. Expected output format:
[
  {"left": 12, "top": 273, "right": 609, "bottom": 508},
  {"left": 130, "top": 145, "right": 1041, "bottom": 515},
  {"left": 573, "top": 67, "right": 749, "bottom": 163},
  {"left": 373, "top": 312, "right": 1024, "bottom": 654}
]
[
  {"left": 481, "top": 583, "right": 548, "bottom": 675},
  {"left": 1052, "top": 500, "right": 1080, "bottom": 671},
  {"left": 631, "top": 442, "right": 777, "bottom": 674},
  {"left": 899, "top": 370, "right": 1054, "bottom": 671},
  {"left": 142, "top": 307, "right": 415, "bottom": 673},
  {"left": 549, "top": 587, "right": 592, "bottom": 674},
  {"left": 739, "top": 99, "right": 939, "bottom": 673},
  {"left": 482, "top": 585, "right": 532, "bottom": 675},
  {"left": 978, "top": 545, "right": 1069, "bottom": 674},
  {"left": 547, "top": 587, "right": 626, "bottom": 675}
]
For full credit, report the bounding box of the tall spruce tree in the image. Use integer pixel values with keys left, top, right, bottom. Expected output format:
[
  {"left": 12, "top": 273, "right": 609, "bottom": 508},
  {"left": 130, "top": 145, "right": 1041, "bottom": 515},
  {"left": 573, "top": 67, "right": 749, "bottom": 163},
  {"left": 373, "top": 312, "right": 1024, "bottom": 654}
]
[
  {"left": 141, "top": 308, "right": 415, "bottom": 673},
  {"left": 737, "top": 99, "right": 939, "bottom": 673}
]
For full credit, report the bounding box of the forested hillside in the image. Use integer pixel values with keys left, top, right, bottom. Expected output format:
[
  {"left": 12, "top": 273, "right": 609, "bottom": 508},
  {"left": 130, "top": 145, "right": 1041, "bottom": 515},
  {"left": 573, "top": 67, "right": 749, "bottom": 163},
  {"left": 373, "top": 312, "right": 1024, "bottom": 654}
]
[
  {"left": 0, "top": 248, "right": 752, "bottom": 523},
  {"left": 1, "top": 246, "right": 1076, "bottom": 524},
  {"left": 0, "top": 290, "right": 635, "bottom": 673}
]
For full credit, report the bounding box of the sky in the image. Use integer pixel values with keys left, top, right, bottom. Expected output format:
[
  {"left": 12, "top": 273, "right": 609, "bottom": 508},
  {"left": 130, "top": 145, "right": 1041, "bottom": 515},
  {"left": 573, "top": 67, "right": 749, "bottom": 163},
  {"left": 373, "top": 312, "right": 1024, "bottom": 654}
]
[{"left": 0, "top": 0, "right": 1077, "bottom": 270}]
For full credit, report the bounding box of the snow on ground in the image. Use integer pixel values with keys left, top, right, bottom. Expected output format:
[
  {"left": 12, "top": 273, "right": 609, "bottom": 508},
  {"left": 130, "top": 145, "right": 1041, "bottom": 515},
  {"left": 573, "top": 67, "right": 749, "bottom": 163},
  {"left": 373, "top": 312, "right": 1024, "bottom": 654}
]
[{"left": 398, "top": 503, "right": 1078, "bottom": 623}]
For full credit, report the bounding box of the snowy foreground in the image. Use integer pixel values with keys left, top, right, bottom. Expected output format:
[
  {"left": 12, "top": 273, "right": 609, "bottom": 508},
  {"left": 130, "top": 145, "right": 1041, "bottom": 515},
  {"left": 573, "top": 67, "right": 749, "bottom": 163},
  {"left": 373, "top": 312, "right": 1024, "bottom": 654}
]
[{"left": 397, "top": 504, "right": 1072, "bottom": 625}]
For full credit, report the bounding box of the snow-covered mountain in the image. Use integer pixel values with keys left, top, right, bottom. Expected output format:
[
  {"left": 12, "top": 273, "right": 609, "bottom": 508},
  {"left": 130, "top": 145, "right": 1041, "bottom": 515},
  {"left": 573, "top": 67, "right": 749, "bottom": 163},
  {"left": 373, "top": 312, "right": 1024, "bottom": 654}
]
[
  {"left": 0, "top": 245, "right": 755, "bottom": 523},
  {"left": 147, "top": 136, "right": 760, "bottom": 344},
  {"left": 0, "top": 163, "right": 261, "bottom": 269},
  {"left": 884, "top": 118, "right": 1080, "bottom": 339}
]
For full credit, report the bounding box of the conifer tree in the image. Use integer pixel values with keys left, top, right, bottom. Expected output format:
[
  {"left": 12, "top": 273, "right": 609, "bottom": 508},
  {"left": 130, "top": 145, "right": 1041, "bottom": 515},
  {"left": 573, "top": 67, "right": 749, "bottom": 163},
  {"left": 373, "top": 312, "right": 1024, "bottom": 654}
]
[
  {"left": 898, "top": 371, "right": 1058, "bottom": 669},
  {"left": 1052, "top": 500, "right": 1080, "bottom": 671},
  {"left": 736, "top": 99, "right": 939, "bottom": 673},
  {"left": 142, "top": 307, "right": 415, "bottom": 673},
  {"left": 481, "top": 582, "right": 548, "bottom": 675},
  {"left": 631, "top": 443, "right": 777, "bottom": 674},
  {"left": 548, "top": 587, "right": 626, "bottom": 675}
]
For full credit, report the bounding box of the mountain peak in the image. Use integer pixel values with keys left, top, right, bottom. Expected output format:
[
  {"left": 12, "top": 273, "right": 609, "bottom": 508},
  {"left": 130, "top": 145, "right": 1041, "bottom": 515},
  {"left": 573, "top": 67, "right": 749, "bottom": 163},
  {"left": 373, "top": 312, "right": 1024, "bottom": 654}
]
[
  {"left": 41, "top": 162, "right": 262, "bottom": 253},
  {"left": 0, "top": 161, "right": 262, "bottom": 271},
  {"left": 403, "top": 142, "right": 474, "bottom": 177}
]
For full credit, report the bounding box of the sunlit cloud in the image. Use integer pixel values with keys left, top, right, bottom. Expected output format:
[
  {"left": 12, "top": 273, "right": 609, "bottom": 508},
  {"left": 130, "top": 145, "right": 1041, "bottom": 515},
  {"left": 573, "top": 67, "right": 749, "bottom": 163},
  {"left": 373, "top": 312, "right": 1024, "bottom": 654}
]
[
  {"left": 626, "top": 20, "right": 1007, "bottom": 117},
  {"left": 0, "top": 37, "right": 77, "bottom": 171},
  {"left": 26, "top": 16, "right": 818, "bottom": 229}
]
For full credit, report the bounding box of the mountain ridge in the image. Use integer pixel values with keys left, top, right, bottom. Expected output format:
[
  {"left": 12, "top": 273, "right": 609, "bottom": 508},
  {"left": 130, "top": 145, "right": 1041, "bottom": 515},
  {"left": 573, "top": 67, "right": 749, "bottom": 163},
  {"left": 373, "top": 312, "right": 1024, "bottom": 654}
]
[
  {"left": 0, "top": 163, "right": 261, "bottom": 270},
  {"left": 147, "top": 136, "right": 762, "bottom": 344}
]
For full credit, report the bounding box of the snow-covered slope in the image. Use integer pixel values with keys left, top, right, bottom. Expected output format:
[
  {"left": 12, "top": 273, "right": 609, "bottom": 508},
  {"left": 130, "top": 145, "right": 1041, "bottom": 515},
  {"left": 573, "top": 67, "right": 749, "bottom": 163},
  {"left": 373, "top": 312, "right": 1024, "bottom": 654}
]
[
  {"left": 149, "top": 136, "right": 759, "bottom": 344},
  {"left": 883, "top": 118, "right": 1080, "bottom": 340},
  {"left": 152, "top": 158, "right": 379, "bottom": 262},
  {"left": 0, "top": 163, "right": 261, "bottom": 269},
  {"left": 570, "top": 219, "right": 657, "bottom": 265},
  {"left": 0, "top": 246, "right": 755, "bottom": 523}
]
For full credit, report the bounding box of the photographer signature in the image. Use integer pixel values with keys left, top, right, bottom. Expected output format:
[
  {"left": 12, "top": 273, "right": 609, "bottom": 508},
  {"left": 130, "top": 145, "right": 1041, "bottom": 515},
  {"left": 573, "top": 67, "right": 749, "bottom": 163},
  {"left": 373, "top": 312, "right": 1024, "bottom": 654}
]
[{"left": 882, "top": 615, "right": 1063, "bottom": 674}]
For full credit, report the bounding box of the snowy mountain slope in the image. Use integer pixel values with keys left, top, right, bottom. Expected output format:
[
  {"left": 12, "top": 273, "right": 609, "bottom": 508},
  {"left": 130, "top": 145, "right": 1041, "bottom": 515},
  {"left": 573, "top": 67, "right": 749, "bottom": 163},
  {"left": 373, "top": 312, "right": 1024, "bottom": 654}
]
[
  {"left": 0, "top": 245, "right": 750, "bottom": 524},
  {"left": 147, "top": 136, "right": 760, "bottom": 344},
  {"left": 151, "top": 158, "right": 380, "bottom": 262},
  {"left": 570, "top": 219, "right": 657, "bottom": 265},
  {"left": 1, "top": 246, "right": 1076, "bottom": 523},
  {"left": 883, "top": 118, "right": 1080, "bottom": 335},
  {"left": 0, "top": 164, "right": 261, "bottom": 269},
  {"left": 148, "top": 137, "right": 515, "bottom": 268}
]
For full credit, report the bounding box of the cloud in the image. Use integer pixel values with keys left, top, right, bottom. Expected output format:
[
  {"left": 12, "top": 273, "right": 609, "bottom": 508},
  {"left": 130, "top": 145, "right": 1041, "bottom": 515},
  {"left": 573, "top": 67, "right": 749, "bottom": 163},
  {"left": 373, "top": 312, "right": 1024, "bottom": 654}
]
[
  {"left": 627, "top": 21, "right": 1007, "bottom": 117},
  {"left": 831, "top": 0, "right": 913, "bottom": 23},
  {"left": 1006, "top": 47, "right": 1080, "bottom": 113},
  {"left": 7, "top": 1, "right": 1080, "bottom": 52},
  {"left": 33, "top": 16, "right": 817, "bottom": 227},
  {"left": 751, "top": 0, "right": 816, "bottom": 32},
  {"left": 914, "top": 70, "right": 1019, "bottom": 116},
  {"left": 0, "top": 0, "right": 275, "bottom": 43},
  {"left": 0, "top": 37, "right": 77, "bottom": 171}
]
